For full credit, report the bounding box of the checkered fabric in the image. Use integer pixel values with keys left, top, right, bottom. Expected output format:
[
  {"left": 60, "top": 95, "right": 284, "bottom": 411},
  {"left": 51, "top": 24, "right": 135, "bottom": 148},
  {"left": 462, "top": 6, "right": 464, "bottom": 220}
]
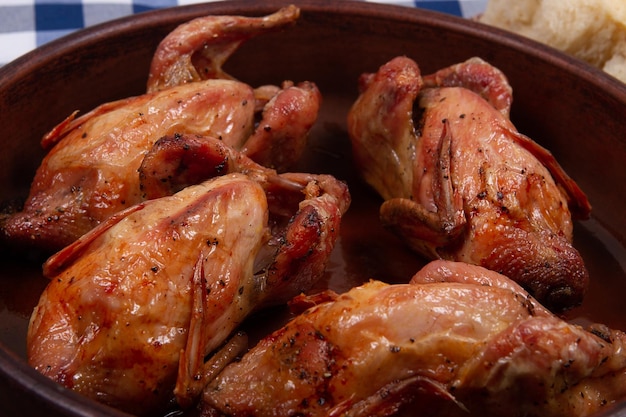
[{"left": 0, "top": 0, "right": 488, "bottom": 66}]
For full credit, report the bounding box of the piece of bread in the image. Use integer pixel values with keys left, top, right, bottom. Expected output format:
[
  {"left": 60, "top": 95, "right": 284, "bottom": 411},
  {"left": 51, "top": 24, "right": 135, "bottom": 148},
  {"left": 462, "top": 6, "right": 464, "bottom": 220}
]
[{"left": 479, "top": 0, "right": 626, "bottom": 83}]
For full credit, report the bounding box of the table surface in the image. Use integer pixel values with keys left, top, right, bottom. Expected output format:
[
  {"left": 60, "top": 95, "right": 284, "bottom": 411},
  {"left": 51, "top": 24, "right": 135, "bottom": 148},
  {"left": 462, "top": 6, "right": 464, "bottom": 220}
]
[{"left": 0, "top": 0, "right": 488, "bottom": 66}]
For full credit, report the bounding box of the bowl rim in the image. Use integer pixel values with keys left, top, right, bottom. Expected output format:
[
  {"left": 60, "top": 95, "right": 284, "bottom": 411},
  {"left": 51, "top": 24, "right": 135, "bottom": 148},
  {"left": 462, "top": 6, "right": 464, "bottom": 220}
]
[
  {"left": 0, "top": 346, "right": 134, "bottom": 416},
  {"left": 1, "top": 0, "right": 625, "bottom": 99},
  {"left": 1, "top": 1, "right": 625, "bottom": 416}
]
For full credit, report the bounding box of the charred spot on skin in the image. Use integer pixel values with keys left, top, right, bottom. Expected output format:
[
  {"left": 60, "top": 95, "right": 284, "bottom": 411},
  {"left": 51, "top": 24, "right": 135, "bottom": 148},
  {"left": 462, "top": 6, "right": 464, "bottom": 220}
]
[
  {"left": 215, "top": 159, "right": 227, "bottom": 174},
  {"left": 57, "top": 370, "right": 74, "bottom": 388},
  {"left": 390, "top": 345, "right": 401, "bottom": 353},
  {"left": 151, "top": 266, "right": 159, "bottom": 273},
  {"left": 588, "top": 324, "right": 614, "bottom": 344},
  {"left": 304, "top": 210, "right": 322, "bottom": 231},
  {"left": 514, "top": 291, "right": 534, "bottom": 314}
]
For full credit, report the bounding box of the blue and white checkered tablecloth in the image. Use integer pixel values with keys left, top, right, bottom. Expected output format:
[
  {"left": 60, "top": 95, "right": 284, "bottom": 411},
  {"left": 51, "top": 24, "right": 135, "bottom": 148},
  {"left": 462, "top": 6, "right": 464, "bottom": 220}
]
[{"left": 0, "top": 0, "right": 488, "bottom": 66}]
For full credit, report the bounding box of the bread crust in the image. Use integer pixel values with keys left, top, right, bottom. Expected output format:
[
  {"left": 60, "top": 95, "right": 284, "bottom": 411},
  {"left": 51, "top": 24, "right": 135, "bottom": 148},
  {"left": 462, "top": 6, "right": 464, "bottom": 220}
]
[{"left": 479, "top": 0, "right": 626, "bottom": 82}]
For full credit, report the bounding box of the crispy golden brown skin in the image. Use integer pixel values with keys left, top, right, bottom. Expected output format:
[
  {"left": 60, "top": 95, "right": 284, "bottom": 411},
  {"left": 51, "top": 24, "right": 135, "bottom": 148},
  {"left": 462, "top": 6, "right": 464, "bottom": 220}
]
[
  {"left": 27, "top": 138, "right": 350, "bottom": 416},
  {"left": 201, "top": 260, "right": 626, "bottom": 417},
  {"left": 1, "top": 6, "right": 319, "bottom": 253},
  {"left": 146, "top": 5, "right": 300, "bottom": 92},
  {"left": 347, "top": 56, "right": 591, "bottom": 311}
]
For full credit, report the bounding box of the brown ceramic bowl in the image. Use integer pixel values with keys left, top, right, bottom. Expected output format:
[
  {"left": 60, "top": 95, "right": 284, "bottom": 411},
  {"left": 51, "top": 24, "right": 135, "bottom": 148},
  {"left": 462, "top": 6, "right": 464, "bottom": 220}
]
[{"left": 1, "top": 1, "right": 626, "bottom": 416}]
